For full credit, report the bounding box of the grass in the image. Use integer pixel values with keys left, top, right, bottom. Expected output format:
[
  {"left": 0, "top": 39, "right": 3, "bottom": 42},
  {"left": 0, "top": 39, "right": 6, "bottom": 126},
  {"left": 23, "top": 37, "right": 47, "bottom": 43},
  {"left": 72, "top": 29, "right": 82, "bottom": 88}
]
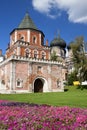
[{"left": 0, "top": 86, "right": 87, "bottom": 108}]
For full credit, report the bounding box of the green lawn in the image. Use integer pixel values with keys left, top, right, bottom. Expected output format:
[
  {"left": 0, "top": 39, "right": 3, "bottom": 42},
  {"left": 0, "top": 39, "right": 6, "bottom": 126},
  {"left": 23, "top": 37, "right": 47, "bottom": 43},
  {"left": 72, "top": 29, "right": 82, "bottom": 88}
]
[{"left": 0, "top": 86, "right": 87, "bottom": 108}]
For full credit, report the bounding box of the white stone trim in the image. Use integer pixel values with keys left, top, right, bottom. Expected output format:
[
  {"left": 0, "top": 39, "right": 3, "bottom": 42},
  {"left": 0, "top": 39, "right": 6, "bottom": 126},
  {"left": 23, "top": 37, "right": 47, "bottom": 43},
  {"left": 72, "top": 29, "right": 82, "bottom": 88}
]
[
  {"left": 10, "top": 62, "right": 13, "bottom": 90},
  {"left": 10, "top": 61, "right": 16, "bottom": 91},
  {"left": 27, "top": 30, "right": 30, "bottom": 42},
  {"left": 15, "top": 30, "right": 17, "bottom": 42},
  {"left": 52, "top": 89, "right": 64, "bottom": 92},
  {"left": 39, "top": 33, "right": 41, "bottom": 45},
  {"left": 17, "top": 46, "right": 20, "bottom": 56},
  {"left": 48, "top": 78, "right": 52, "bottom": 91},
  {"left": 10, "top": 55, "right": 64, "bottom": 66}
]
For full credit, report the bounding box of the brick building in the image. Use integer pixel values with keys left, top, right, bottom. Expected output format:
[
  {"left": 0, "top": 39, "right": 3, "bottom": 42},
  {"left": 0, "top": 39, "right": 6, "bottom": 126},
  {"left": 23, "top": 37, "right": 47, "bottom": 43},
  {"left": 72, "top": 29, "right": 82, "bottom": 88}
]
[{"left": 0, "top": 12, "right": 67, "bottom": 93}]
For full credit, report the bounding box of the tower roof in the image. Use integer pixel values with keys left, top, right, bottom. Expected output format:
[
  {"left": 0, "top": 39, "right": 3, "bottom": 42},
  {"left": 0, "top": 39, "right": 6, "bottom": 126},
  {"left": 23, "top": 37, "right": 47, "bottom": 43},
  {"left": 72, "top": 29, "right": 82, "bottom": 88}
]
[{"left": 18, "top": 12, "right": 37, "bottom": 30}]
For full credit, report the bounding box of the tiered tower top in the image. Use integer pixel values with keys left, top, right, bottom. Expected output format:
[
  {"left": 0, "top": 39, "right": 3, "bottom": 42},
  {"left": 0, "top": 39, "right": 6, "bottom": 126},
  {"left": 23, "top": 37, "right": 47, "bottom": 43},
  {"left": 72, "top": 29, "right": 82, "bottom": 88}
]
[{"left": 18, "top": 12, "right": 37, "bottom": 30}]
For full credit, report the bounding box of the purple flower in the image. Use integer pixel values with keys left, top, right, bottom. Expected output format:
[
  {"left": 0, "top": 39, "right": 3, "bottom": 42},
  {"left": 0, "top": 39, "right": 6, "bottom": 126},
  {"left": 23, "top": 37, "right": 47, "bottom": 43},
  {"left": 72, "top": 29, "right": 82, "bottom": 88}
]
[{"left": 0, "top": 100, "right": 87, "bottom": 129}]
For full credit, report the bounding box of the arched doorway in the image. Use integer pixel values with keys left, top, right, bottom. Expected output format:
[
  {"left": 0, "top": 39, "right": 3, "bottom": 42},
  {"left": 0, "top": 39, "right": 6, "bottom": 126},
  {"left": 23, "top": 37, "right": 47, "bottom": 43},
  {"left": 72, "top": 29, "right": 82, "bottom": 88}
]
[
  {"left": 34, "top": 78, "right": 43, "bottom": 92},
  {"left": 33, "top": 77, "right": 49, "bottom": 93}
]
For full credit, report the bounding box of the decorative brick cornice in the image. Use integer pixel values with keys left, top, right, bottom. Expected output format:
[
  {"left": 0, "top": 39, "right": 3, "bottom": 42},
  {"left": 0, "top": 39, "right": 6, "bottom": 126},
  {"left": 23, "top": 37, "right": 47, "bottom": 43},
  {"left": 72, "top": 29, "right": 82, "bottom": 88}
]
[
  {"left": 0, "top": 54, "right": 66, "bottom": 67},
  {"left": 11, "top": 55, "right": 65, "bottom": 65}
]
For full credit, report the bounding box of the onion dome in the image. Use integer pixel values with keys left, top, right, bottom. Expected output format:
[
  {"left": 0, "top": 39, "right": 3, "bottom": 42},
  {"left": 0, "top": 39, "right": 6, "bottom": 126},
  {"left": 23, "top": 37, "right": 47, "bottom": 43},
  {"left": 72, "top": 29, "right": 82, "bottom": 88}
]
[{"left": 50, "top": 34, "right": 66, "bottom": 48}]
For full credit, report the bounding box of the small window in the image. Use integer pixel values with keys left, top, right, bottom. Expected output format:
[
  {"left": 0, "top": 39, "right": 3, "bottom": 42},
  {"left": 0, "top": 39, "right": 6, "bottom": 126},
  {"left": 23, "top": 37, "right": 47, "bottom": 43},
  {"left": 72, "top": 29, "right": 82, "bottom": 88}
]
[
  {"left": 65, "top": 73, "right": 68, "bottom": 80},
  {"left": 20, "top": 35, "right": 25, "bottom": 41},
  {"left": 21, "top": 36, "right": 24, "bottom": 41},
  {"left": 37, "top": 66, "right": 42, "bottom": 72},
  {"left": 25, "top": 48, "right": 29, "bottom": 58},
  {"left": 42, "top": 52, "right": 45, "bottom": 59},
  {"left": 42, "top": 52, "right": 46, "bottom": 59},
  {"left": 16, "top": 79, "right": 23, "bottom": 88},
  {"left": 34, "top": 51, "right": 37, "bottom": 59},
  {"left": 33, "top": 36, "right": 36, "bottom": 43},
  {"left": 17, "top": 80, "right": 20, "bottom": 86},
  {"left": 1, "top": 80, "right": 5, "bottom": 85}
]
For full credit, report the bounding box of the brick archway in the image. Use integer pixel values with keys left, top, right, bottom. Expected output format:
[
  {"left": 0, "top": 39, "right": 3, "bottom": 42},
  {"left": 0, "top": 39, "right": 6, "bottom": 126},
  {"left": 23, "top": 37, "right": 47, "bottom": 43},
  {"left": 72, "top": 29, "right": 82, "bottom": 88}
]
[{"left": 34, "top": 78, "right": 43, "bottom": 92}]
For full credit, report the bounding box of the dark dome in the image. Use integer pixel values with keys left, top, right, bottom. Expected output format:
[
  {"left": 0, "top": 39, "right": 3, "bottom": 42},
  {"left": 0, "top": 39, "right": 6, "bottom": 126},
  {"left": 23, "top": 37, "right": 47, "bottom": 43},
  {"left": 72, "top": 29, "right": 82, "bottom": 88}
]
[{"left": 50, "top": 36, "right": 66, "bottom": 48}]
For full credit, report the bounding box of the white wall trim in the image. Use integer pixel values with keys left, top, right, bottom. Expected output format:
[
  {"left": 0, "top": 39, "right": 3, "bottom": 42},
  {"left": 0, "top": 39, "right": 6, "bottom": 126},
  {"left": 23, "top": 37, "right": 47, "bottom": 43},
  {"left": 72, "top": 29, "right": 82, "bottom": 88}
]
[
  {"left": 27, "top": 30, "right": 30, "bottom": 42},
  {"left": 15, "top": 30, "right": 17, "bottom": 42}
]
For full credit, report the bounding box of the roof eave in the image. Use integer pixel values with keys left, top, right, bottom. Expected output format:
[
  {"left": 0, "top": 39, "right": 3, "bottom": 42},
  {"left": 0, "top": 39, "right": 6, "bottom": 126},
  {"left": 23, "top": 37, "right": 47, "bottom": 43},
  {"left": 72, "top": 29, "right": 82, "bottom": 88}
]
[{"left": 10, "top": 28, "right": 45, "bottom": 37}]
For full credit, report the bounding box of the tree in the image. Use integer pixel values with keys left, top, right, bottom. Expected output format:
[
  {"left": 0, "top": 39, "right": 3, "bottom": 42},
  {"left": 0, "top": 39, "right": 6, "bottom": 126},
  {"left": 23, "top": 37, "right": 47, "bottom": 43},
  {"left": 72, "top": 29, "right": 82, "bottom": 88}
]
[
  {"left": 67, "top": 70, "right": 78, "bottom": 85},
  {"left": 51, "top": 51, "right": 57, "bottom": 61},
  {"left": 70, "top": 36, "right": 87, "bottom": 82}
]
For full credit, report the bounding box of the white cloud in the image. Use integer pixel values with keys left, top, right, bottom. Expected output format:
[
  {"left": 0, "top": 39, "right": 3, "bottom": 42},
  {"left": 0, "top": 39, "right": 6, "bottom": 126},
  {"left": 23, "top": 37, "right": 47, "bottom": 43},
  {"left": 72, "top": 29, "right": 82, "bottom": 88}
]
[
  {"left": 32, "top": 0, "right": 61, "bottom": 19},
  {"left": 32, "top": 0, "right": 87, "bottom": 24}
]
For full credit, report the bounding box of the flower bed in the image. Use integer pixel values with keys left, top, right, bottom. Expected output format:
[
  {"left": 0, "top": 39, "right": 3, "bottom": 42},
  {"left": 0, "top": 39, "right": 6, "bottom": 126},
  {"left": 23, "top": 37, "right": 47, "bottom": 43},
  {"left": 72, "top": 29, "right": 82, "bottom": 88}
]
[{"left": 0, "top": 100, "right": 87, "bottom": 130}]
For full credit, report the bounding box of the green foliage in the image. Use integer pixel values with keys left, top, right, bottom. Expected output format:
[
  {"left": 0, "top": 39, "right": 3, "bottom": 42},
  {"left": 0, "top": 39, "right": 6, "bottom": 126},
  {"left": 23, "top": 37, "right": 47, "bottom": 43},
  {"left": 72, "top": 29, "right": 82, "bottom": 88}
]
[
  {"left": 51, "top": 51, "right": 57, "bottom": 61},
  {"left": 77, "top": 85, "right": 87, "bottom": 90},
  {"left": 67, "top": 71, "right": 78, "bottom": 85},
  {"left": 70, "top": 36, "right": 87, "bottom": 82}
]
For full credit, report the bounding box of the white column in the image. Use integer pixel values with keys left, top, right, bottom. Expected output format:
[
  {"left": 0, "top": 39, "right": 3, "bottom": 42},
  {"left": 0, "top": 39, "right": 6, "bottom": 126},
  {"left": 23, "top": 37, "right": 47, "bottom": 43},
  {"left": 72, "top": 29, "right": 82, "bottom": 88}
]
[
  {"left": 28, "top": 62, "right": 33, "bottom": 92},
  {"left": 39, "top": 33, "right": 41, "bottom": 45},
  {"left": 27, "top": 30, "right": 30, "bottom": 42},
  {"left": 48, "top": 78, "right": 52, "bottom": 91},
  {"left": 60, "top": 67, "right": 64, "bottom": 91},
  {"left": 10, "top": 61, "right": 16, "bottom": 92},
  {"left": 47, "top": 65, "right": 52, "bottom": 91},
  {"left": 15, "top": 30, "right": 17, "bottom": 42},
  {"left": 17, "top": 46, "right": 20, "bottom": 56}
]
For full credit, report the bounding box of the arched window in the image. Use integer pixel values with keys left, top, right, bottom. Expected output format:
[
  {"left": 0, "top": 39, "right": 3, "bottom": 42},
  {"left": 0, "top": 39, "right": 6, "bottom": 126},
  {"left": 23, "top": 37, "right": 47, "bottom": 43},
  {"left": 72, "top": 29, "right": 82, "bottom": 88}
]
[
  {"left": 21, "top": 36, "right": 24, "bottom": 41},
  {"left": 34, "top": 51, "right": 37, "bottom": 59},
  {"left": 42, "top": 52, "right": 46, "bottom": 59},
  {"left": 20, "top": 35, "right": 25, "bottom": 41},
  {"left": 18, "top": 34, "right": 25, "bottom": 41},
  {"left": 33, "top": 36, "right": 37, "bottom": 44},
  {"left": 25, "top": 48, "right": 29, "bottom": 58}
]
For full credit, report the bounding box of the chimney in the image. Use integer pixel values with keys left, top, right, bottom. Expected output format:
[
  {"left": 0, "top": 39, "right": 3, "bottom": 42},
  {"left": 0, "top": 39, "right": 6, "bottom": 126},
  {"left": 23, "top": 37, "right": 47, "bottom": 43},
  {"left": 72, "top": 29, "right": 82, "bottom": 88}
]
[
  {"left": 0, "top": 49, "right": 2, "bottom": 56},
  {"left": 46, "top": 39, "right": 48, "bottom": 46}
]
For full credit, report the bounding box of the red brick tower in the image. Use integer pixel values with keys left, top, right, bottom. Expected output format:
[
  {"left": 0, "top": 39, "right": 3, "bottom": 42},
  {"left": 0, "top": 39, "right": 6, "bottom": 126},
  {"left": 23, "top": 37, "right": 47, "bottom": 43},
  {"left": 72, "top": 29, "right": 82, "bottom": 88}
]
[{"left": 6, "top": 12, "right": 50, "bottom": 60}]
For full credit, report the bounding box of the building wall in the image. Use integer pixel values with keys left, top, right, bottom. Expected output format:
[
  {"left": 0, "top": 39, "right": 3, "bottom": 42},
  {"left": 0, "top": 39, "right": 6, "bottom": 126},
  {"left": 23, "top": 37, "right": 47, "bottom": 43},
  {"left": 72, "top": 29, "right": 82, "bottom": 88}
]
[
  {"left": 0, "top": 62, "right": 11, "bottom": 90},
  {"left": 0, "top": 57, "right": 66, "bottom": 93}
]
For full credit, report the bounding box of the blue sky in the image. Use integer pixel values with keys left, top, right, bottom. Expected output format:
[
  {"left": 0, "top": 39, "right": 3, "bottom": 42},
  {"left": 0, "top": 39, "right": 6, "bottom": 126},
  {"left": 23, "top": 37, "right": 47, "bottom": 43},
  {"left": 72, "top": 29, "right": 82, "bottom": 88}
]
[{"left": 0, "top": 0, "right": 87, "bottom": 54}]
